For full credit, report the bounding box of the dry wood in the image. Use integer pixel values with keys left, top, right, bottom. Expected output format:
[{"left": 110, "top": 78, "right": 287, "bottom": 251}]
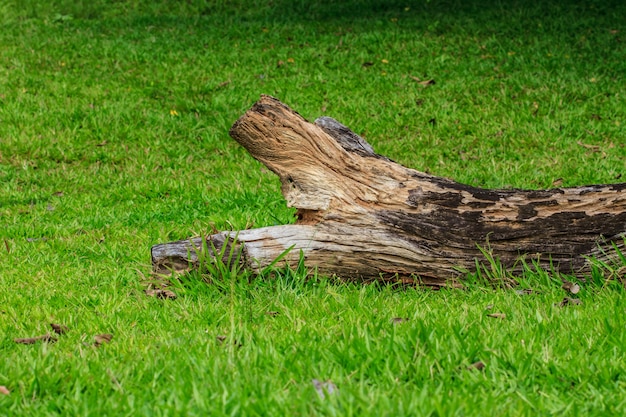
[{"left": 151, "top": 95, "right": 626, "bottom": 286}]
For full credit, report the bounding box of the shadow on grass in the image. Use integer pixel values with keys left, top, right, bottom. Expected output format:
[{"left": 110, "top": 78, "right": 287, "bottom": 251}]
[{"left": 12, "top": 0, "right": 626, "bottom": 32}]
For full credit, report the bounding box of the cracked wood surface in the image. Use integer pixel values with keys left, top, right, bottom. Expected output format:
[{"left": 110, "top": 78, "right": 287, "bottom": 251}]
[{"left": 152, "top": 95, "right": 626, "bottom": 286}]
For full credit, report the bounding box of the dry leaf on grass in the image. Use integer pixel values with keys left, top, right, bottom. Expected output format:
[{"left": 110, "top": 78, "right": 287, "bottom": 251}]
[
  {"left": 14, "top": 334, "right": 57, "bottom": 344},
  {"left": 312, "top": 379, "right": 338, "bottom": 400},
  {"left": 468, "top": 361, "right": 485, "bottom": 371},
  {"left": 556, "top": 297, "right": 582, "bottom": 307},
  {"left": 419, "top": 79, "right": 436, "bottom": 86},
  {"left": 562, "top": 280, "right": 580, "bottom": 294},
  {"left": 487, "top": 313, "right": 506, "bottom": 319},
  {"left": 577, "top": 141, "right": 601, "bottom": 152},
  {"left": 50, "top": 323, "right": 69, "bottom": 335},
  {"left": 94, "top": 334, "right": 113, "bottom": 347},
  {"left": 145, "top": 288, "right": 177, "bottom": 300},
  {"left": 0, "top": 386, "right": 9, "bottom": 395},
  {"left": 391, "top": 317, "right": 409, "bottom": 324},
  {"left": 215, "top": 335, "right": 243, "bottom": 348}
]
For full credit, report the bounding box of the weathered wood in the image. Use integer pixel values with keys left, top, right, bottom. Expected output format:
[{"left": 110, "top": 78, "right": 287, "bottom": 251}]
[{"left": 151, "top": 95, "right": 626, "bottom": 286}]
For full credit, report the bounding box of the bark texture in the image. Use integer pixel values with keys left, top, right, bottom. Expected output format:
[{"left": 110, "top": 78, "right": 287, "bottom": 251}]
[{"left": 151, "top": 95, "right": 626, "bottom": 286}]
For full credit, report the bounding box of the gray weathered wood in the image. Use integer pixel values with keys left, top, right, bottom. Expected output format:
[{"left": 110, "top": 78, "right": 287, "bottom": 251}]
[{"left": 151, "top": 95, "right": 626, "bottom": 286}]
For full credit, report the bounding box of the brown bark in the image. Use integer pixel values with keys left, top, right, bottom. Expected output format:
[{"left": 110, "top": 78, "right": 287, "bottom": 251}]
[{"left": 151, "top": 95, "right": 626, "bottom": 286}]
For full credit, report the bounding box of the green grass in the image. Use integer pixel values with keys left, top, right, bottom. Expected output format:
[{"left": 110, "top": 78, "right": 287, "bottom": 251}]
[{"left": 1, "top": 0, "right": 625, "bottom": 415}]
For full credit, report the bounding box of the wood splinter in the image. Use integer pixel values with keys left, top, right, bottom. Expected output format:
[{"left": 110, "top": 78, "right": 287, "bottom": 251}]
[{"left": 151, "top": 95, "right": 626, "bottom": 287}]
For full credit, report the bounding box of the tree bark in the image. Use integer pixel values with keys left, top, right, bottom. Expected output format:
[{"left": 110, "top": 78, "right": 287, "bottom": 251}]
[{"left": 151, "top": 95, "right": 626, "bottom": 286}]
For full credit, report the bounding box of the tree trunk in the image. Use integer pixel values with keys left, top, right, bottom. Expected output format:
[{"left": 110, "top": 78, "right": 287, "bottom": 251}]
[{"left": 151, "top": 95, "right": 626, "bottom": 286}]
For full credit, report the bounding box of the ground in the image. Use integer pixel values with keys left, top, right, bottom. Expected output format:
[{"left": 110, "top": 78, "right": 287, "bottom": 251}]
[{"left": 0, "top": 0, "right": 625, "bottom": 415}]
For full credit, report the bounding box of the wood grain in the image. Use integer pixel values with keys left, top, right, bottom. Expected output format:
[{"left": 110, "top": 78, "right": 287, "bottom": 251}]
[{"left": 152, "top": 95, "right": 626, "bottom": 286}]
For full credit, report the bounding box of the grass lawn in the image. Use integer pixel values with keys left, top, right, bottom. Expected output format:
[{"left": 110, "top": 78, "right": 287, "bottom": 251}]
[{"left": 1, "top": 0, "right": 626, "bottom": 415}]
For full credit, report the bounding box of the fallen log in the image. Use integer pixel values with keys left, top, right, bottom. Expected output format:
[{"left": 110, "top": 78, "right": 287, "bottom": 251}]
[{"left": 151, "top": 95, "right": 626, "bottom": 286}]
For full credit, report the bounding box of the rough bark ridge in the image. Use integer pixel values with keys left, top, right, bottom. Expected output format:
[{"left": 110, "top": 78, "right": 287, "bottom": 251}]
[{"left": 151, "top": 95, "right": 626, "bottom": 286}]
